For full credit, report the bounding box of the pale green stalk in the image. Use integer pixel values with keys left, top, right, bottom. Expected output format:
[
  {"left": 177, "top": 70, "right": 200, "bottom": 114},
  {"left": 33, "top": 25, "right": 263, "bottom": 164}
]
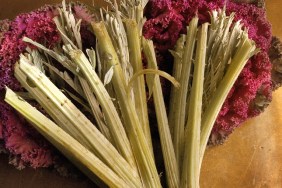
[
  {"left": 17, "top": 55, "right": 142, "bottom": 188},
  {"left": 203, "top": 10, "right": 242, "bottom": 112},
  {"left": 62, "top": 46, "right": 137, "bottom": 172},
  {"left": 14, "top": 63, "right": 91, "bottom": 148},
  {"left": 16, "top": 51, "right": 113, "bottom": 145},
  {"left": 124, "top": 19, "right": 153, "bottom": 155},
  {"left": 168, "top": 34, "right": 186, "bottom": 136},
  {"left": 142, "top": 38, "right": 180, "bottom": 188},
  {"left": 171, "top": 17, "right": 199, "bottom": 168},
  {"left": 128, "top": 69, "right": 179, "bottom": 90},
  {"left": 181, "top": 23, "right": 208, "bottom": 188},
  {"left": 200, "top": 32, "right": 257, "bottom": 167},
  {"left": 42, "top": 62, "right": 85, "bottom": 98},
  {"left": 4, "top": 87, "right": 130, "bottom": 188},
  {"left": 92, "top": 22, "right": 161, "bottom": 188},
  {"left": 23, "top": 36, "right": 137, "bottom": 173},
  {"left": 79, "top": 77, "right": 113, "bottom": 143},
  {"left": 53, "top": 6, "right": 114, "bottom": 144}
]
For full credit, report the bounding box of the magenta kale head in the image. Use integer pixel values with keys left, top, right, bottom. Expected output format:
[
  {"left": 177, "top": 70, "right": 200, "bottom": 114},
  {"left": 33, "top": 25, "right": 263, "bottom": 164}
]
[
  {"left": 0, "top": 5, "right": 60, "bottom": 169},
  {"left": 143, "top": 0, "right": 273, "bottom": 142}
]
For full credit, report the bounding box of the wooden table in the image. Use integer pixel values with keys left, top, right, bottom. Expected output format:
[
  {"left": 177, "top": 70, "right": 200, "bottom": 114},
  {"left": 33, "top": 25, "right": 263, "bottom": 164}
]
[
  {"left": 201, "top": 1, "right": 282, "bottom": 187},
  {"left": 0, "top": 0, "right": 282, "bottom": 187}
]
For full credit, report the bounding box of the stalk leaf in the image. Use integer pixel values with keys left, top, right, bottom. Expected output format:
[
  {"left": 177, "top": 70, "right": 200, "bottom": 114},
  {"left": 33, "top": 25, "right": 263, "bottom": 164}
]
[
  {"left": 61, "top": 46, "right": 138, "bottom": 173},
  {"left": 78, "top": 77, "right": 113, "bottom": 143},
  {"left": 22, "top": 37, "right": 78, "bottom": 75},
  {"left": 17, "top": 55, "right": 142, "bottom": 188},
  {"left": 24, "top": 13, "right": 137, "bottom": 173},
  {"left": 168, "top": 35, "right": 186, "bottom": 136},
  {"left": 128, "top": 68, "right": 179, "bottom": 93},
  {"left": 43, "top": 62, "right": 85, "bottom": 97},
  {"left": 142, "top": 37, "right": 180, "bottom": 188},
  {"left": 54, "top": 3, "right": 116, "bottom": 150},
  {"left": 181, "top": 23, "right": 208, "bottom": 188},
  {"left": 203, "top": 10, "right": 243, "bottom": 112},
  {"left": 104, "top": 65, "right": 115, "bottom": 85},
  {"left": 170, "top": 17, "right": 199, "bottom": 168},
  {"left": 200, "top": 31, "right": 257, "bottom": 167},
  {"left": 4, "top": 87, "right": 130, "bottom": 188},
  {"left": 92, "top": 21, "right": 161, "bottom": 188},
  {"left": 124, "top": 19, "right": 153, "bottom": 154},
  {"left": 103, "top": 9, "right": 132, "bottom": 85},
  {"left": 14, "top": 63, "right": 91, "bottom": 147}
]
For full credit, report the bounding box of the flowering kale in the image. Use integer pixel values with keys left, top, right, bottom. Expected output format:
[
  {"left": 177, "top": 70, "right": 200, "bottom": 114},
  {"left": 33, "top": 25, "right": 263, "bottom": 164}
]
[
  {"left": 143, "top": 0, "right": 273, "bottom": 142},
  {"left": 0, "top": 101, "right": 55, "bottom": 169},
  {"left": 0, "top": 5, "right": 60, "bottom": 169}
]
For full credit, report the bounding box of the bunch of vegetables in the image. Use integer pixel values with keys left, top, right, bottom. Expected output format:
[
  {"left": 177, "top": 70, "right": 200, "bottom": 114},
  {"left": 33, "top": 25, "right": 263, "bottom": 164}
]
[{"left": 0, "top": 0, "right": 281, "bottom": 187}]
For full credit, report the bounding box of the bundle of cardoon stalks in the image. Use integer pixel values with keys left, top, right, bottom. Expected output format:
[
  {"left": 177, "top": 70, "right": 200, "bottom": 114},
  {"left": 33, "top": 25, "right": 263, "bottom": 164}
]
[{"left": 1, "top": 0, "right": 281, "bottom": 187}]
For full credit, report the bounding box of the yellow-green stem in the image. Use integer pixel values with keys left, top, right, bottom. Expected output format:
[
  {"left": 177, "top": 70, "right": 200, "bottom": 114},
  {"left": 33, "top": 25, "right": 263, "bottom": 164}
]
[
  {"left": 18, "top": 56, "right": 141, "bottom": 188},
  {"left": 92, "top": 22, "right": 161, "bottom": 188},
  {"left": 168, "top": 35, "right": 186, "bottom": 136},
  {"left": 124, "top": 19, "right": 153, "bottom": 154},
  {"left": 181, "top": 23, "right": 208, "bottom": 188},
  {"left": 14, "top": 64, "right": 91, "bottom": 148},
  {"left": 63, "top": 47, "right": 137, "bottom": 173},
  {"left": 200, "top": 33, "right": 257, "bottom": 167},
  {"left": 142, "top": 38, "right": 180, "bottom": 188},
  {"left": 78, "top": 77, "right": 113, "bottom": 143},
  {"left": 4, "top": 87, "right": 130, "bottom": 188},
  {"left": 172, "top": 17, "right": 199, "bottom": 168}
]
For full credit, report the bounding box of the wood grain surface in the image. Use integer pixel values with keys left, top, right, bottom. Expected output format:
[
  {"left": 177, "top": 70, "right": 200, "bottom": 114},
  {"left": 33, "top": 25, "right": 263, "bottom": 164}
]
[
  {"left": 200, "top": 1, "right": 282, "bottom": 187},
  {"left": 0, "top": 0, "right": 282, "bottom": 187}
]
